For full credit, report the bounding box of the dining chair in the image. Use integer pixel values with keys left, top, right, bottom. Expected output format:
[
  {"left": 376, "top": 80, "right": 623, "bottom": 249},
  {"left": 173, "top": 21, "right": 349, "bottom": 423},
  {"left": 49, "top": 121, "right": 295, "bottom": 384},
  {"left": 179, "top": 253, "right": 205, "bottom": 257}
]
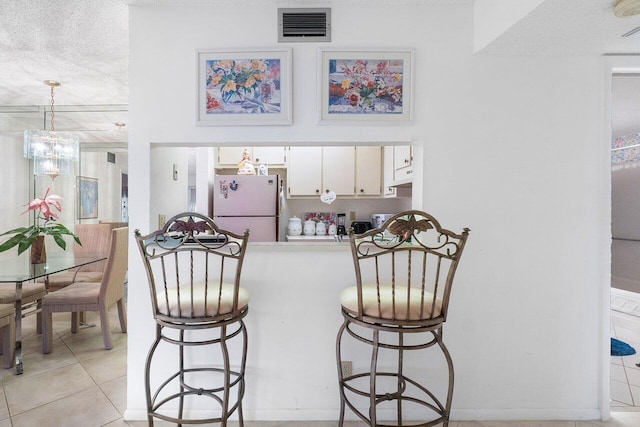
[
  {"left": 0, "top": 282, "right": 46, "bottom": 335},
  {"left": 41, "top": 227, "right": 128, "bottom": 354},
  {"left": 135, "top": 212, "right": 250, "bottom": 426},
  {"left": 41, "top": 223, "right": 116, "bottom": 292},
  {"left": 336, "top": 210, "right": 470, "bottom": 427}
]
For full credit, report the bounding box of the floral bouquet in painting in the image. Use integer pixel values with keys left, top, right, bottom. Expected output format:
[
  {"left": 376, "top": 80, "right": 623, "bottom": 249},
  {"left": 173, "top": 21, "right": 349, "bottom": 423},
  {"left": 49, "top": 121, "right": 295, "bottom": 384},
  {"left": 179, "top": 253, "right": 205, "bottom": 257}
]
[
  {"left": 206, "top": 58, "right": 281, "bottom": 114},
  {"left": 329, "top": 59, "right": 403, "bottom": 114},
  {"left": 0, "top": 187, "right": 80, "bottom": 257}
]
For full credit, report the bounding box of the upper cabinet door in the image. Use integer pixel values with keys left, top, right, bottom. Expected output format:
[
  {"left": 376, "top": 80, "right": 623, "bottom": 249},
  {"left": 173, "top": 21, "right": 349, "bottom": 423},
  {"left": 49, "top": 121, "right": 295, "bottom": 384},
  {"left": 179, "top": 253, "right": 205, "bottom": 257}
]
[
  {"left": 217, "top": 147, "right": 249, "bottom": 166},
  {"left": 253, "top": 147, "right": 286, "bottom": 165},
  {"left": 355, "top": 146, "right": 382, "bottom": 196},
  {"left": 393, "top": 145, "right": 413, "bottom": 184},
  {"left": 393, "top": 145, "right": 412, "bottom": 170},
  {"left": 288, "top": 147, "right": 322, "bottom": 196},
  {"left": 322, "top": 146, "right": 355, "bottom": 196}
]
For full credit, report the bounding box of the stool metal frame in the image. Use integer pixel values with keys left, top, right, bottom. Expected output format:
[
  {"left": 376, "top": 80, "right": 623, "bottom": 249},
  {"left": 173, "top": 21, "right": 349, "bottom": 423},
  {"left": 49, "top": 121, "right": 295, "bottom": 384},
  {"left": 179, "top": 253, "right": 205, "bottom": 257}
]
[
  {"left": 337, "top": 210, "right": 470, "bottom": 427},
  {"left": 135, "top": 212, "right": 250, "bottom": 426}
]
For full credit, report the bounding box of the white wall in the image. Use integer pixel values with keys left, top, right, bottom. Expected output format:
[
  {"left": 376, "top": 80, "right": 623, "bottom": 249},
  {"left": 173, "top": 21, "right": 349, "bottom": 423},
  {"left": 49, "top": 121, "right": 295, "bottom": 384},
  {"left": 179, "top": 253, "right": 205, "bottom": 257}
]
[
  {"left": 128, "top": 1, "right": 607, "bottom": 421},
  {"left": 473, "top": 0, "right": 545, "bottom": 53},
  {"left": 0, "top": 135, "right": 31, "bottom": 260}
]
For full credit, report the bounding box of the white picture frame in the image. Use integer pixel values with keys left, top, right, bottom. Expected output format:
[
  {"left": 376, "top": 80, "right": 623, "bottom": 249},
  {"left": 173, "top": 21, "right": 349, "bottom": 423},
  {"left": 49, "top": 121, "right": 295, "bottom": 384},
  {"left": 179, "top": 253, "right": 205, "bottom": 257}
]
[
  {"left": 318, "top": 48, "right": 414, "bottom": 124},
  {"left": 196, "top": 48, "right": 292, "bottom": 126}
]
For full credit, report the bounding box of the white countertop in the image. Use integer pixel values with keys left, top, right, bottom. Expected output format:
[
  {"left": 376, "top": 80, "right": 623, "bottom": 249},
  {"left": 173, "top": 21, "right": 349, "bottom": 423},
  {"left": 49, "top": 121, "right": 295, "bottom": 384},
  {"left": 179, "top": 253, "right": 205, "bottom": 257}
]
[{"left": 286, "top": 234, "right": 341, "bottom": 242}]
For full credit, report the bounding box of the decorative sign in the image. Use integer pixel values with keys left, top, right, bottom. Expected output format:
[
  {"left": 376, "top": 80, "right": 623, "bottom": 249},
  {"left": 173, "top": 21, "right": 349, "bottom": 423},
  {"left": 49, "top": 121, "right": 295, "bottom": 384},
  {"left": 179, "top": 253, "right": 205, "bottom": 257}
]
[{"left": 320, "top": 190, "right": 337, "bottom": 204}]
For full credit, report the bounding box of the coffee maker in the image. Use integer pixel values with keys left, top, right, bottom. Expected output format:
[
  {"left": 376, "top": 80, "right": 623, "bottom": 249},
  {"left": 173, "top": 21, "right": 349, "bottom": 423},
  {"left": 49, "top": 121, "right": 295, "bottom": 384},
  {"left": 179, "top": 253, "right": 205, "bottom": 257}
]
[{"left": 337, "top": 213, "right": 346, "bottom": 236}]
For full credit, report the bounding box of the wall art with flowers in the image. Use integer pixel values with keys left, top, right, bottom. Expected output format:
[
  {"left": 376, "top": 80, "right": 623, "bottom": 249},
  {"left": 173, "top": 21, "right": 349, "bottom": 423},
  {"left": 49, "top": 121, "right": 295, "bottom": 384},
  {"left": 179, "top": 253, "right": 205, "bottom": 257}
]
[
  {"left": 318, "top": 49, "right": 414, "bottom": 124},
  {"left": 196, "top": 48, "right": 292, "bottom": 126}
]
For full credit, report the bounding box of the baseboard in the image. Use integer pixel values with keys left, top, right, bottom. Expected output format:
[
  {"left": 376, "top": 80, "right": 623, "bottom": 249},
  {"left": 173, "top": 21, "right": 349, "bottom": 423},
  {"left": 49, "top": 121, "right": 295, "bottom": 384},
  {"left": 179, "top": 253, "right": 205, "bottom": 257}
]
[
  {"left": 451, "top": 408, "right": 602, "bottom": 420},
  {"left": 124, "top": 407, "right": 603, "bottom": 422}
]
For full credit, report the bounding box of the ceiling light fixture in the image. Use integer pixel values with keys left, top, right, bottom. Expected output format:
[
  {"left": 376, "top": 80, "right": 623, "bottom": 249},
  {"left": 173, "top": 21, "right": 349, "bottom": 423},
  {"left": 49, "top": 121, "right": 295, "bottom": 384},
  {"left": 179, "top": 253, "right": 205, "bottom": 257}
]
[
  {"left": 615, "top": 0, "right": 640, "bottom": 17},
  {"left": 24, "top": 80, "right": 79, "bottom": 180}
]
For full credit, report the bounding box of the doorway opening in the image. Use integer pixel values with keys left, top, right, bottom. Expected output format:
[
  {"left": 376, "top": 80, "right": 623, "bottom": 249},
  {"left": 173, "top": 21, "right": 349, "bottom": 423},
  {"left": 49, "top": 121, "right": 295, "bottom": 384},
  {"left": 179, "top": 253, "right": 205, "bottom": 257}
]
[{"left": 608, "top": 61, "right": 640, "bottom": 412}]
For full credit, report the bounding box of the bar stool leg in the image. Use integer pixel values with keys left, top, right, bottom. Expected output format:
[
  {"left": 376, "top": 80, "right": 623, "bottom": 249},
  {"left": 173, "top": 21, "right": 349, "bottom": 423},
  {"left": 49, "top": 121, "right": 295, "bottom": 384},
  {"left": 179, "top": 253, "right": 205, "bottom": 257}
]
[
  {"left": 397, "top": 332, "right": 404, "bottom": 426},
  {"left": 237, "top": 320, "right": 248, "bottom": 427},
  {"left": 369, "top": 329, "right": 380, "bottom": 426},
  {"left": 145, "top": 325, "right": 162, "bottom": 427},
  {"left": 178, "top": 329, "right": 185, "bottom": 427},
  {"left": 437, "top": 328, "right": 454, "bottom": 427},
  {"left": 221, "top": 324, "right": 231, "bottom": 427},
  {"left": 336, "top": 319, "right": 348, "bottom": 427}
]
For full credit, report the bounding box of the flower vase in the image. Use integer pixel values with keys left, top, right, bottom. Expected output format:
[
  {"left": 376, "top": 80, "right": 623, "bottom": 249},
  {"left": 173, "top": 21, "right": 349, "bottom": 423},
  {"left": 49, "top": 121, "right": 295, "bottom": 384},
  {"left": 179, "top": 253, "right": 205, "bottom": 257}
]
[{"left": 30, "top": 235, "right": 46, "bottom": 264}]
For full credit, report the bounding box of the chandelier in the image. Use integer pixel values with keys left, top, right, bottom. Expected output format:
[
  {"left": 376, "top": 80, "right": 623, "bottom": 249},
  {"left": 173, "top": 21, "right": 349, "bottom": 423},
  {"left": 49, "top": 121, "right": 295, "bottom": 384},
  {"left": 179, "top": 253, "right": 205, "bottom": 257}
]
[{"left": 24, "top": 80, "right": 79, "bottom": 180}]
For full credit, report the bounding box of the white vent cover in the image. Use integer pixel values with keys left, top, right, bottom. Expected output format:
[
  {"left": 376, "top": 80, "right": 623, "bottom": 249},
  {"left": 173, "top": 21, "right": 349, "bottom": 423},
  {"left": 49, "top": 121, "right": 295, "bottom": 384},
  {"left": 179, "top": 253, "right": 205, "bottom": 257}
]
[{"left": 278, "top": 8, "right": 331, "bottom": 42}]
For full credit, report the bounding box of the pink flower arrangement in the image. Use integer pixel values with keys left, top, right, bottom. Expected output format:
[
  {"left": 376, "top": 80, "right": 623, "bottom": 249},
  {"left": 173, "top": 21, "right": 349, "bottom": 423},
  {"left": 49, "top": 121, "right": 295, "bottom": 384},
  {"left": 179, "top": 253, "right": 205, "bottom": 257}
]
[{"left": 0, "top": 187, "right": 80, "bottom": 255}]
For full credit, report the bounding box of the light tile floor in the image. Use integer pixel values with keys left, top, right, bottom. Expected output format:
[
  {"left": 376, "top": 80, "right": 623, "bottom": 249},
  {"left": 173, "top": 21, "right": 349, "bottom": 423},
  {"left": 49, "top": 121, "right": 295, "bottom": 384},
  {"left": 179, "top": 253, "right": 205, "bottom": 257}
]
[
  {"left": 610, "top": 289, "right": 640, "bottom": 411},
  {"left": 0, "top": 306, "right": 638, "bottom": 426}
]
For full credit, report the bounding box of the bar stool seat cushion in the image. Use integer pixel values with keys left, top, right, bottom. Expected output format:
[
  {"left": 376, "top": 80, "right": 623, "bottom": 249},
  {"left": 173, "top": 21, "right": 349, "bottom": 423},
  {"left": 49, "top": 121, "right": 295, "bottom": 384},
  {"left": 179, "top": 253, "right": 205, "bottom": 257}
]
[
  {"left": 157, "top": 284, "right": 249, "bottom": 318},
  {"left": 339, "top": 285, "right": 442, "bottom": 321}
]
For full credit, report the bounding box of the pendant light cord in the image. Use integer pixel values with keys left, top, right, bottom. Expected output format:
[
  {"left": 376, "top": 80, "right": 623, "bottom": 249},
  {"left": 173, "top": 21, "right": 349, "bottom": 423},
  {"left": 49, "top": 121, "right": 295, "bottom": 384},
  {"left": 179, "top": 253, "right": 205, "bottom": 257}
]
[{"left": 50, "top": 84, "right": 55, "bottom": 132}]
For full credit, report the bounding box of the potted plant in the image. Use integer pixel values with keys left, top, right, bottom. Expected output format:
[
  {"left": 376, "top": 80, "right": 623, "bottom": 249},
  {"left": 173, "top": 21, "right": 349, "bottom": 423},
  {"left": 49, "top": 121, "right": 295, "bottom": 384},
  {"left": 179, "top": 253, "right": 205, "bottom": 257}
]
[{"left": 0, "top": 186, "right": 80, "bottom": 263}]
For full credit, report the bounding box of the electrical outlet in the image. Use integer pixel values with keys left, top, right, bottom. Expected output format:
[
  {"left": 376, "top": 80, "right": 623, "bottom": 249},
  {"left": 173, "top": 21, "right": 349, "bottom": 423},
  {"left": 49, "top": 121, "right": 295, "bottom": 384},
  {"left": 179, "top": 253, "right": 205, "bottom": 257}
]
[
  {"left": 158, "top": 214, "right": 166, "bottom": 228},
  {"left": 341, "top": 361, "right": 352, "bottom": 378},
  {"left": 349, "top": 211, "right": 356, "bottom": 221}
]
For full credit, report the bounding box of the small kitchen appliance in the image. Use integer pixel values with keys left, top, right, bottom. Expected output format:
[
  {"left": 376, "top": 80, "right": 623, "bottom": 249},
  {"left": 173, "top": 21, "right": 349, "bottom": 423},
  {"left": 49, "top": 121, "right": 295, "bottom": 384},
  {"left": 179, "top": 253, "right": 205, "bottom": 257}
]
[
  {"left": 351, "top": 221, "right": 373, "bottom": 234},
  {"left": 337, "top": 213, "right": 346, "bottom": 236}
]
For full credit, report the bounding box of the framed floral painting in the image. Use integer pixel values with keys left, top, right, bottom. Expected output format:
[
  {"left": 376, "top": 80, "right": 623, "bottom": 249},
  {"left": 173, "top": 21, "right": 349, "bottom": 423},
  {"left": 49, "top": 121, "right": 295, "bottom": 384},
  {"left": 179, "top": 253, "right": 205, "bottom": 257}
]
[
  {"left": 318, "top": 48, "right": 414, "bottom": 124},
  {"left": 196, "top": 48, "right": 292, "bottom": 126}
]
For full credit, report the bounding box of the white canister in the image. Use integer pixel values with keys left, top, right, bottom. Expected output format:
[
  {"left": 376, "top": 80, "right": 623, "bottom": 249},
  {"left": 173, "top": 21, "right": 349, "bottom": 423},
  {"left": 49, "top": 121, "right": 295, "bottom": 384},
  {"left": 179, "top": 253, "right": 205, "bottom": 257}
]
[
  {"left": 328, "top": 224, "right": 337, "bottom": 235},
  {"left": 287, "top": 216, "right": 302, "bottom": 236},
  {"left": 315, "top": 221, "right": 327, "bottom": 236},
  {"left": 303, "top": 220, "right": 316, "bottom": 236}
]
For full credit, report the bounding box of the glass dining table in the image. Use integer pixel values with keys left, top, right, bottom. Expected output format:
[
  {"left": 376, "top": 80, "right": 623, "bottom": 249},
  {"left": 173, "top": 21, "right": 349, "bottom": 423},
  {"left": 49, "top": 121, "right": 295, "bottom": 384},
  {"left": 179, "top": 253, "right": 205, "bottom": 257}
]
[{"left": 0, "top": 254, "right": 106, "bottom": 374}]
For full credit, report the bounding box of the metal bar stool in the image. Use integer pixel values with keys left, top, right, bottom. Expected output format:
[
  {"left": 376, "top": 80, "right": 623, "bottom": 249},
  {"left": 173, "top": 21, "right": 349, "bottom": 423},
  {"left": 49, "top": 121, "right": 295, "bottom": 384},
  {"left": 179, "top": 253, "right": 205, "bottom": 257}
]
[
  {"left": 337, "top": 210, "right": 470, "bottom": 426},
  {"left": 135, "top": 212, "right": 250, "bottom": 426}
]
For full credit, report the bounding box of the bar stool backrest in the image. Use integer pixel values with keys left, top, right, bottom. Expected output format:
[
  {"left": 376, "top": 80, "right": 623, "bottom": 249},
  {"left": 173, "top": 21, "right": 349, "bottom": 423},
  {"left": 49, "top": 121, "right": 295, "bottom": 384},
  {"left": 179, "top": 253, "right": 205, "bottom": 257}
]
[
  {"left": 135, "top": 212, "right": 250, "bottom": 326},
  {"left": 348, "top": 210, "right": 470, "bottom": 326}
]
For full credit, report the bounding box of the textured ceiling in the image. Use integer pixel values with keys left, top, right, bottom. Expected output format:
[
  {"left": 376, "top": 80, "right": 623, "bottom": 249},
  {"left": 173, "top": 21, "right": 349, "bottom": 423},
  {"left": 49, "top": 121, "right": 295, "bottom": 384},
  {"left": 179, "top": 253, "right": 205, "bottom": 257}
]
[
  {"left": 480, "top": 0, "right": 640, "bottom": 56},
  {"left": 1, "top": 0, "right": 640, "bottom": 143}
]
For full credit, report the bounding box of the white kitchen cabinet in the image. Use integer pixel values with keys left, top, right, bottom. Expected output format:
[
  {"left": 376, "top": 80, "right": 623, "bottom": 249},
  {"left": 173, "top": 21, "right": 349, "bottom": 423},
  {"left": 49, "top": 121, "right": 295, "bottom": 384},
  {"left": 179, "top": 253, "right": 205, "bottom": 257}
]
[
  {"left": 216, "top": 146, "right": 286, "bottom": 168},
  {"left": 383, "top": 146, "right": 398, "bottom": 197},
  {"left": 355, "top": 146, "right": 381, "bottom": 196},
  {"left": 323, "top": 147, "right": 355, "bottom": 196},
  {"left": 217, "top": 147, "right": 248, "bottom": 167},
  {"left": 393, "top": 145, "right": 413, "bottom": 185},
  {"left": 253, "top": 147, "right": 287, "bottom": 165},
  {"left": 288, "top": 146, "right": 322, "bottom": 196},
  {"left": 288, "top": 146, "right": 355, "bottom": 197}
]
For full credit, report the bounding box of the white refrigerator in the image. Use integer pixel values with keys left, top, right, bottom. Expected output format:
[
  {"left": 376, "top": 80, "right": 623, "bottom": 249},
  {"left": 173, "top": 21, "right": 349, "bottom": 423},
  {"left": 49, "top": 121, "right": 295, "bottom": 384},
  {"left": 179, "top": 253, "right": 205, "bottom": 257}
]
[{"left": 213, "top": 175, "right": 279, "bottom": 242}]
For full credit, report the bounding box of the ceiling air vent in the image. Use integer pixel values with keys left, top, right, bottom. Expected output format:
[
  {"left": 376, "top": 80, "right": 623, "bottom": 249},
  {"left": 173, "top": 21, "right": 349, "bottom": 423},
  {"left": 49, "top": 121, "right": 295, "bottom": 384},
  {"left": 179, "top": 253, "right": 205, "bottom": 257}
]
[{"left": 278, "top": 8, "right": 331, "bottom": 43}]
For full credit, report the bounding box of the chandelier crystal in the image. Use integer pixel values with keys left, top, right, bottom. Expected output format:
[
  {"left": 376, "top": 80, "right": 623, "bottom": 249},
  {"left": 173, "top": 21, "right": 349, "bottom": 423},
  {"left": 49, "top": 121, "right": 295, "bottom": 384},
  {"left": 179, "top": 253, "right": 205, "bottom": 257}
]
[{"left": 24, "top": 80, "right": 79, "bottom": 180}]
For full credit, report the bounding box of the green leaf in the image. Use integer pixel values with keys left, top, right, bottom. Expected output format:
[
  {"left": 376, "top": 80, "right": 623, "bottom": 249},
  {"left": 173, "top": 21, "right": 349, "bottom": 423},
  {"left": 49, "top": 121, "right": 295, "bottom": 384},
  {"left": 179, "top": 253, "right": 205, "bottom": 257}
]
[
  {"left": 17, "top": 235, "right": 37, "bottom": 255},
  {"left": 0, "top": 227, "right": 30, "bottom": 237},
  {"left": 53, "top": 234, "right": 66, "bottom": 250},
  {"left": 0, "top": 234, "right": 26, "bottom": 252}
]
